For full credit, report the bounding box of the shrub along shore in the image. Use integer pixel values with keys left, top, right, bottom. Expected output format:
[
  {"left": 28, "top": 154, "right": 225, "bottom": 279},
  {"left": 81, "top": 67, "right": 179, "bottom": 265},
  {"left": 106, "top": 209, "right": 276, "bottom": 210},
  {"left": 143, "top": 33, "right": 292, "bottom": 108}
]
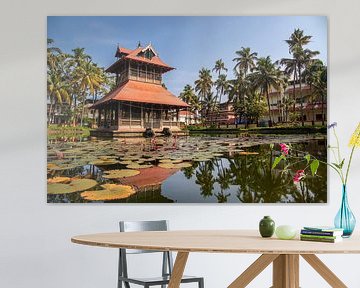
[{"left": 188, "top": 125, "right": 326, "bottom": 135}]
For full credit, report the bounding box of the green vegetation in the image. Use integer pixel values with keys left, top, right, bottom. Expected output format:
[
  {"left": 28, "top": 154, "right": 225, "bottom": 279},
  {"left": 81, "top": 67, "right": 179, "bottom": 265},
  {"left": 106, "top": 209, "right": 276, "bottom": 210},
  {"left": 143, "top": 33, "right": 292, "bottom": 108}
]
[
  {"left": 188, "top": 125, "right": 326, "bottom": 135},
  {"left": 47, "top": 38, "right": 112, "bottom": 127},
  {"left": 179, "top": 28, "right": 327, "bottom": 127},
  {"left": 47, "top": 124, "right": 90, "bottom": 139}
]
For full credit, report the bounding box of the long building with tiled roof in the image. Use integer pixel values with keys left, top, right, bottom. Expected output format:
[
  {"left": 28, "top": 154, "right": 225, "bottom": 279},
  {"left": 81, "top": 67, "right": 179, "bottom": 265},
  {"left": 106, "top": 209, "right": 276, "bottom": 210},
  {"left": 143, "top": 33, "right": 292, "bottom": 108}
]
[{"left": 92, "top": 43, "right": 189, "bottom": 136}]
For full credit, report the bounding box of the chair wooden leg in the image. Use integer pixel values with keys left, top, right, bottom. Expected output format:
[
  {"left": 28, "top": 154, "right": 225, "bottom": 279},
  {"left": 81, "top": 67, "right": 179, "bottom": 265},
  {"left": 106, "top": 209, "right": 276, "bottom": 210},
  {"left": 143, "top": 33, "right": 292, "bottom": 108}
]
[
  {"left": 301, "top": 254, "right": 347, "bottom": 288},
  {"left": 168, "top": 252, "right": 189, "bottom": 288},
  {"left": 228, "top": 254, "right": 279, "bottom": 288}
]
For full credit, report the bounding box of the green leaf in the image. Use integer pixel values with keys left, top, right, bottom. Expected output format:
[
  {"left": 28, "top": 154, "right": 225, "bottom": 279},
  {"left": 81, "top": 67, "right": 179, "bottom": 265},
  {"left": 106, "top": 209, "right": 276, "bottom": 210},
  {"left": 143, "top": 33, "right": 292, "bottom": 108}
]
[
  {"left": 339, "top": 159, "right": 345, "bottom": 169},
  {"left": 310, "top": 159, "right": 320, "bottom": 176},
  {"left": 272, "top": 155, "right": 285, "bottom": 169},
  {"left": 304, "top": 154, "right": 311, "bottom": 164},
  {"left": 269, "top": 144, "right": 274, "bottom": 149}
]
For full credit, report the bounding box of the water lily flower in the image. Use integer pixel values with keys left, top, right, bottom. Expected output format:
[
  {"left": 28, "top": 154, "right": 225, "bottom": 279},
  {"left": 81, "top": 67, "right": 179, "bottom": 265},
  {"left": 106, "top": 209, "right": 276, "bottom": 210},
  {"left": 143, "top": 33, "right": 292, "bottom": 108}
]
[
  {"left": 293, "top": 170, "right": 305, "bottom": 183},
  {"left": 279, "top": 143, "right": 289, "bottom": 155}
]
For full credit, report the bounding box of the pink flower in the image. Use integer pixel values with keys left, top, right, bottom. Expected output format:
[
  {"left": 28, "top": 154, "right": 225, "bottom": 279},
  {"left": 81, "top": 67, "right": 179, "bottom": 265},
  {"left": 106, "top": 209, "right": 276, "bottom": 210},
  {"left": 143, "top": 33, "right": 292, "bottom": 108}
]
[
  {"left": 279, "top": 143, "right": 289, "bottom": 155},
  {"left": 293, "top": 170, "right": 305, "bottom": 183}
]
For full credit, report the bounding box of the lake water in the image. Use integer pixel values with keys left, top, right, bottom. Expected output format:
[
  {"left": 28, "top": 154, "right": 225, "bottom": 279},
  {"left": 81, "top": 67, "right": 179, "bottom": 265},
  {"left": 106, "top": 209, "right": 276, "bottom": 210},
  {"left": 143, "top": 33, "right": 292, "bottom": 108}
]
[{"left": 47, "top": 133, "right": 327, "bottom": 203}]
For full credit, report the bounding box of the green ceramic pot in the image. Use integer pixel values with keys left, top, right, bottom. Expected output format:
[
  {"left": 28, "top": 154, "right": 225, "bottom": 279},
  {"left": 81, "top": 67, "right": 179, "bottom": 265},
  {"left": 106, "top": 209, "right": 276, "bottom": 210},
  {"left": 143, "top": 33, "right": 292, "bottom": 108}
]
[{"left": 259, "top": 216, "right": 275, "bottom": 238}]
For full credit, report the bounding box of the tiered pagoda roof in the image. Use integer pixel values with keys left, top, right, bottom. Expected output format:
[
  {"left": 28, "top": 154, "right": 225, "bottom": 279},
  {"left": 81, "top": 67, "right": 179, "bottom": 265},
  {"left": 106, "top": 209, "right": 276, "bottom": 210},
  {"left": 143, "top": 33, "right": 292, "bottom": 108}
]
[
  {"left": 93, "top": 80, "right": 189, "bottom": 108},
  {"left": 93, "top": 43, "right": 188, "bottom": 108},
  {"left": 106, "top": 44, "right": 174, "bottom": 73}
]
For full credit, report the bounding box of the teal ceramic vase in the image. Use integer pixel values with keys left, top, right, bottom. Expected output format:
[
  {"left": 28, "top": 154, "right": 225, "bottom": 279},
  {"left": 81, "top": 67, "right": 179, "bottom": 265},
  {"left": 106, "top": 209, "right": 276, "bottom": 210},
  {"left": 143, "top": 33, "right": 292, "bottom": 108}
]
[
  {"left": 334, "top": 185, "right": 356, "bottom": 237},
  {"left": 259, "top": 216, "right": 275, "bottom": 238}
]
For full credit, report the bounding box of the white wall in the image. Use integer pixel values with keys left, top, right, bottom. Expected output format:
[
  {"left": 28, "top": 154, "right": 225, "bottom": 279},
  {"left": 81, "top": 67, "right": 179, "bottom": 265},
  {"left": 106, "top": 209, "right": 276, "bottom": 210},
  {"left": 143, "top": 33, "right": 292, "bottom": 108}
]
[{"left": 1, "top": 0, "right": 360, "bottom": 287}]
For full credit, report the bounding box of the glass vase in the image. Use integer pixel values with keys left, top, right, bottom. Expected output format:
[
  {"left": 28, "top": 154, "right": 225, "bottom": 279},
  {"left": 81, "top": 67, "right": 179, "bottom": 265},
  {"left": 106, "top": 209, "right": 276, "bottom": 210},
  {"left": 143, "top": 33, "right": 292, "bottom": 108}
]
[{"left": 334, "top": 185, "right": 356, "bottom": 237}]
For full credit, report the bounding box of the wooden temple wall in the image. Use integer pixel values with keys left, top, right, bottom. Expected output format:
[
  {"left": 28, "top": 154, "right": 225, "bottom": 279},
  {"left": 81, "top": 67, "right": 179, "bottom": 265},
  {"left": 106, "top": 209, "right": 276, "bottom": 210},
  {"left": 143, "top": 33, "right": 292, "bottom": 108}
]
[{"left": 97, "top": 102, "right": 181, "bottom": 131}]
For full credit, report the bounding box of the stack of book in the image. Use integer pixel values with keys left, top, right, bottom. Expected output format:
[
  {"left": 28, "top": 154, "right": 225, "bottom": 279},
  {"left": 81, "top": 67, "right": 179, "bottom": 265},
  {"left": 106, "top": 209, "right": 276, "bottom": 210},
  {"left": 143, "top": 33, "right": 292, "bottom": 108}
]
[{"left": 300, "top": 226, "right": 344, "bottom": 243}]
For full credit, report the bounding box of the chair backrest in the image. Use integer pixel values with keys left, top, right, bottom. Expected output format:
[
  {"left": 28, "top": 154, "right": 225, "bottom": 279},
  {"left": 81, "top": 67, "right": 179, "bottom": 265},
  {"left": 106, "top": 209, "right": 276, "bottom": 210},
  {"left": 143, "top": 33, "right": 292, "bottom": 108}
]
[
  {"left": 119, "top": 220, "right": 169, "bottom": 254},
  {"left": 118, "top": 220, "right": 173, "bottom": 282}
]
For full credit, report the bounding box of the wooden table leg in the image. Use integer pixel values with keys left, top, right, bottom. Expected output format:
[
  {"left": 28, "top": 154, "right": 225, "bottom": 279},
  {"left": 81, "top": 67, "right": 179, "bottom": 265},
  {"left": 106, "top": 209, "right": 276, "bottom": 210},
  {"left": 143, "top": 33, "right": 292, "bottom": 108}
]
[
  {"left": 228, "top": 254, "right": 279, "bottom": 288},
  {"left": 301, "top": 254, "right": 347, "bottom": 288},
  {"left": 168, "top": 252, "right": 189, "bottom": 288},
  {"left": 272, "top": 254, "right": 299, "bottom": 288}
]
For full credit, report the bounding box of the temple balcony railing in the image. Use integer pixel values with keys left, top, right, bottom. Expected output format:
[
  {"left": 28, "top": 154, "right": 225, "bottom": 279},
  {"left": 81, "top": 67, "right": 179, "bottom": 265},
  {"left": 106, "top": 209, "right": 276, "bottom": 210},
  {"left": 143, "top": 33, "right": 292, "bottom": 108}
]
[{"left": 128, "top": 68, "right": 162, "bottom": 84}]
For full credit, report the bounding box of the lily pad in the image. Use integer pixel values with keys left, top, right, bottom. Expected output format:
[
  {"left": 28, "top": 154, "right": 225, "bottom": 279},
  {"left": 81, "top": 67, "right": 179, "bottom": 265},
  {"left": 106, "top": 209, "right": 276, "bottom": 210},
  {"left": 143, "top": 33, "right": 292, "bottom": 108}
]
[
  {"left": 176, "top": 162, "right": 193, "bottom": 168},
  {"left": 90, "top": 159, "right": 119, "bottom": 166},
  {"left": 158, "top": 162, "right": 192, "bottom": 169},
  {"left": 47, "top": 177, "right": 71, "bottom": 184},
  {"left": 158, "top": 163, "right": 177, "bottom": 169},
  {"left": 159, "top": 159, "right": 173, "bottom": 163},
  {"left": 103, "top": 169, "right": 140, "bottom": 179},
  {"left": 81, "top": 184, "right": 136, "bottom": 201},
  {"left": 47, "top": 163, "right": 60, "bottom": 170},
  {"left": 119, "top": 160, "right": 134, "bottom": 165},
  {"left": 48, "top": 179, "right": 98, "bottom": 195},
  {"left": 126, "top": 163, "right": 153, "bottom": 169}
]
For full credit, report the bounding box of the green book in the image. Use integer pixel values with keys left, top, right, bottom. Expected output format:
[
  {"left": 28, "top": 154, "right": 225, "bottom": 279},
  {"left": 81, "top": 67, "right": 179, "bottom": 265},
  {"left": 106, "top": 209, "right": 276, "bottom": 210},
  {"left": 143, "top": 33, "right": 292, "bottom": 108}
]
[
  {"left": 300, "top": 236, "right": 342, "bottom": 243},
  {"left": 303, "top": 226, "right": 344, "bottom": 233},
  {"left": 300, "top": 234, "right": 340, "bottom": 240}
]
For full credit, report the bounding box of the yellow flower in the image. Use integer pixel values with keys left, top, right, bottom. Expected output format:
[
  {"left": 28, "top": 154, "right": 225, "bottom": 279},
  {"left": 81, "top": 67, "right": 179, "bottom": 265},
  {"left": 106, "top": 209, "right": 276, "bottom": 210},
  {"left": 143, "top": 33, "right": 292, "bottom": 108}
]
[{"left": 349, "top": 122, "right": 360, "bottom": 148}]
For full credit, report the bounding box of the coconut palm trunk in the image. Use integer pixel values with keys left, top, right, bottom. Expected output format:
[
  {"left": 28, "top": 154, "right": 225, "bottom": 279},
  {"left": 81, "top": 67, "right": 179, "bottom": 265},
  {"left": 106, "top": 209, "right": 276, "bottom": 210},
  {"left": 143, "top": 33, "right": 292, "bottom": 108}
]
[
  {"left": 321, "top": 94, "right": 325, "bottom": 126},
  {"left": 298, "top": 65, "right": 304, "bottom": 126},
  {"left": 265, "top": 89, "right": 272, "bottom": 126}
]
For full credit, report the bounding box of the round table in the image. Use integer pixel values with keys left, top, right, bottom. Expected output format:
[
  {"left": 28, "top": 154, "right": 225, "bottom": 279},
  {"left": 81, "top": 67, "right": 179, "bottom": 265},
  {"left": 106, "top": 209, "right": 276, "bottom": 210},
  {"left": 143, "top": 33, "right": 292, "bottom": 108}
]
[{"left": 72, "top": 230, "right": 360, "bottom": 288}]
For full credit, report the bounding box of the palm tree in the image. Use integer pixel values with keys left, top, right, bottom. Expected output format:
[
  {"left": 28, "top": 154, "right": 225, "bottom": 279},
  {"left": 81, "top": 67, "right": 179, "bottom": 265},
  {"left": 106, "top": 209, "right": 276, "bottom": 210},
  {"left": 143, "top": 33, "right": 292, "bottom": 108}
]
[
  {"left": 195, "top": 162, "right": 215, "bottom": 198},
  {"left": 194, "top": 68, "right": 212, "bottom": 102},
  {"left": 47, "top": 73, "right": 71, "bottom": 124},
  {"left": 303, "top": 60, "right": 326, "bottom": 125},
  {"left": 180, "top": 84, "right": 196, "bottom": 104},
  {"left": 213, "top": 74, "right": 229, "bottom": 126},
  {"left": 76, "top": 61, "right": 104, "bottom": 126},
  {"left": 280, "top": 57, "right": 297, "bottom": 113},
  {"left": 47, "top": 38, "right": 63, "bottom": 71},
  {"left": 201, "top": 92, "right": 218, "bottom": 124},
  {"left": 284, "top": 29, "right": 319, "bottom": 126},
  {"left": 212, "top": 59, "right": 228, "bottom": 107},
  {"left": 293, "top": 47, "right": 320, "bottom": 126},
  {"left": 214, "top": 74, "right": 228, "bottom": 105},
  {"left": 180, "top": 84, "right": 197, "bottom": 124},
  {"left": 285, "top": 28, "right": 312, "bottom": 53},
  {"left": 233, "top": 47, "right": 258, "bottom": 77},
  {"left": 70, "top": 47, "right": 92, "bottom": 67},
  {"left": 251, "top": 56, "right": 284, "bottom": 126},
  {"left": 312, "top": 67, "right": 327, "bottom": 125},
  {"left": 212, "top": 59, "right": 227, "bottom": 77},
  {"left": 227, "top": 75, "right": 251, "bottom": 124},
  {"left": 194, "top": 68, "right": 213, "bottom": 121}
]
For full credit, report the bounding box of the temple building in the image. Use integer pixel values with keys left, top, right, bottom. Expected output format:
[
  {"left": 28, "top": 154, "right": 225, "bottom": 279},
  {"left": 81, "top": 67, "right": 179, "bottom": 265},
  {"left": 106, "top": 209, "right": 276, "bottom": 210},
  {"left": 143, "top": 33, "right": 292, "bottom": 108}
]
[{"left": 91, "top": 43, "right": 189, "bottom": 137}]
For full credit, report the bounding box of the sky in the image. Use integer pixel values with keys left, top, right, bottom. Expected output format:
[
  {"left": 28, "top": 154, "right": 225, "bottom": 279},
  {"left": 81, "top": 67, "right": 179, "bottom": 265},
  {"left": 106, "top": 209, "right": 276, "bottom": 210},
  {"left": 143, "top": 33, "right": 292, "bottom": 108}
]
[{"left": 47, "top": 16, "right": 327, "bottom": 97}]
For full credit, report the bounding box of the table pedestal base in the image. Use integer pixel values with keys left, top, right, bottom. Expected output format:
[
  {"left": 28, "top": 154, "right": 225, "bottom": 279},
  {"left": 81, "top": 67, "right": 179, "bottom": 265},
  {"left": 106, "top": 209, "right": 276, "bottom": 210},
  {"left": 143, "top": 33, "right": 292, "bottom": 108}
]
[
  {"left": 226, "top": 254, "right": 347, "bottom": 288},
  {"left": 167, "top": 252, "right": 348, "bottom": 288}
]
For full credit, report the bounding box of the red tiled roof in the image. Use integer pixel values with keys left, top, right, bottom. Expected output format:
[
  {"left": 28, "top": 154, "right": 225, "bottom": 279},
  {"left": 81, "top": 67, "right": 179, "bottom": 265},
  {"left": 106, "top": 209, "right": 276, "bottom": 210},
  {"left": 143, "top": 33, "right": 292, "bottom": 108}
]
[
  {"left": 115, "top": 47, "right": 133, "bottom": 56},
  {"left": 111, "top": 46, "right": 174, "bottom": 71},
  {"left": 93, "top": 80, "right": 189, "bottom": 108}
]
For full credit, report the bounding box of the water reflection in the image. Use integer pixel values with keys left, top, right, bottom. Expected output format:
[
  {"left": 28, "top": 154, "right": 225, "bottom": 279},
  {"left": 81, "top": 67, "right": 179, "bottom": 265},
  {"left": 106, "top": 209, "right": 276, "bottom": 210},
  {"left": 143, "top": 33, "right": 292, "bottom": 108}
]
[
  {"left": 47, "top": 135, "right": 326, "bottom": 203},
  {"left": 162, "top": 141, "right": 327, "bottom": 203}
]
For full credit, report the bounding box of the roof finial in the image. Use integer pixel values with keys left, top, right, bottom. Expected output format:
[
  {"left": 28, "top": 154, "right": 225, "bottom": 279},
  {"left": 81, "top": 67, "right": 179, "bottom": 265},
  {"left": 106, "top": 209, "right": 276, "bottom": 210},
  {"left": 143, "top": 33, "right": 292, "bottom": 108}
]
[{"left": 137, "top": 41, "right": 142, "bottom": 48}]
